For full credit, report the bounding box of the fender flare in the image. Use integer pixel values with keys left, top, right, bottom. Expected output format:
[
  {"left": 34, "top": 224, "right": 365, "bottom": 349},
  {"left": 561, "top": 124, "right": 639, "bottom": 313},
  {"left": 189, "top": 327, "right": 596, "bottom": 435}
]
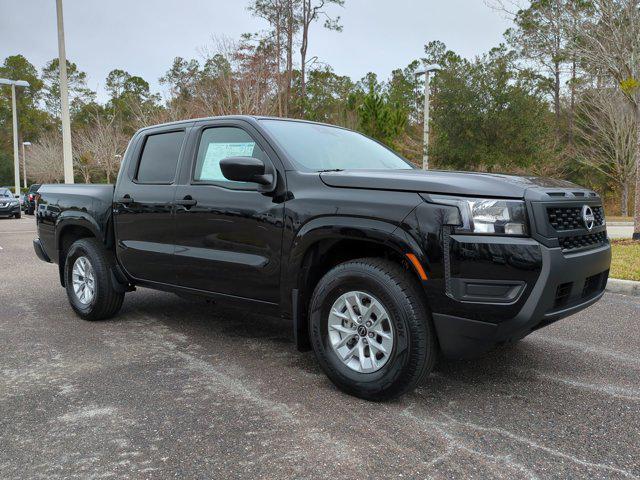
[
  {"left": 286, "top": 215, "right": 429, "bottom": 292},
  {"left": 55, "top": 211, "right": 106, "bottom": 252},
  {"left": 55, "top": 212, "right": 110, "bottom": 287},
  {"left": 284, "top": 215, "right": 430, "bottom": 351}
]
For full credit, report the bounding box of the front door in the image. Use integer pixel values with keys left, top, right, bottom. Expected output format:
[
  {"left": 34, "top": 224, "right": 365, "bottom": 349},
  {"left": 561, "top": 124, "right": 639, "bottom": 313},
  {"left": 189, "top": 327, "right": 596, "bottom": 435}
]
[
  {"left": 173, "top": 122, "right": 285, "bottom": 303},
  {"left": 114, "top": 127, "right": 188, "bottom": 284}
]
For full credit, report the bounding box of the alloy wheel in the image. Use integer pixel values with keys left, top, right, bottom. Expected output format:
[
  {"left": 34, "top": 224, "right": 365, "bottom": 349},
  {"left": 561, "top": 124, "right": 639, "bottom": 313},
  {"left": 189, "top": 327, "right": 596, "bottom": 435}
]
[
  {"left": 71, "top": 256, "right": 96, "bottom": 305},
  {"left": 327, "top": 291, "right": 394, "bottom": 373}
]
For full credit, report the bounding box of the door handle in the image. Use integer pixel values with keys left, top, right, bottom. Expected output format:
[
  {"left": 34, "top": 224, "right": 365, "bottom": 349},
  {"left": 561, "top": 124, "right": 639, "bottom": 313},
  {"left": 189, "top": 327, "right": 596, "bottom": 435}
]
[
  {"left": 119, "top": 194, "right": 133, "bottom": 204},
  {"left": 175, "top": 196, "right": 197, "bottom": 208}
]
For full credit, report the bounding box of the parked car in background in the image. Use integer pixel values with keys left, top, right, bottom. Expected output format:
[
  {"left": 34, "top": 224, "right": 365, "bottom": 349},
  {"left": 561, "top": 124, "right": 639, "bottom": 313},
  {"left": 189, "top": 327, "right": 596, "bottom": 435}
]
[
  {"left": 0, "top": 188, "right": 21, "bottom": 218},
  {"left": 0, "top": 186, "right": 23, "bottom": 206},
  {"left": 23, "top": 184, "right": 41, "bottom": 215}
]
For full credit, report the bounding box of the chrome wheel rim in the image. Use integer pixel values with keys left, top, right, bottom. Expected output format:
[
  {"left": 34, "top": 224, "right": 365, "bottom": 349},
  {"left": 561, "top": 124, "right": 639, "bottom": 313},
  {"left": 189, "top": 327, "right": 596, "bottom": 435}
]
[
  {"left": 72, "top": 256, "right": 95, "bottom": 305},
  {"left": 327, "top": 291, "right": 394, "bottom": 373}
]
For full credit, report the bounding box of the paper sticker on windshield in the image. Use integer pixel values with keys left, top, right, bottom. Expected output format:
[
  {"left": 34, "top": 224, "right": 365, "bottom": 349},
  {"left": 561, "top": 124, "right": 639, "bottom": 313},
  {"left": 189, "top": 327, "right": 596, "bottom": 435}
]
[{"left": 199, "top": 142, "right": 256, "bottom": 181}]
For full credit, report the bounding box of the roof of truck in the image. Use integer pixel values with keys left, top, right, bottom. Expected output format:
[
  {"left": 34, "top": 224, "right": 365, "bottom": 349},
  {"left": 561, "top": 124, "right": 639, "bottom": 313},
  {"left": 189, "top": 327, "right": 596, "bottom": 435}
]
[{"left": 135, "top": 115, "right": 343, "bottom": 134}]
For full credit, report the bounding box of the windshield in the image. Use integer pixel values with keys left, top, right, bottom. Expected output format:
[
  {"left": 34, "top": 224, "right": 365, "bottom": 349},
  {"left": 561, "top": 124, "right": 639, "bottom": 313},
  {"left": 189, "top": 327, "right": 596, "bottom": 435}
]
[
  {"left": 0, "top": 189, "right": 12, "bottom": 198},
  {"left": 261, "top": 120, "right": 413, "bottom": 171},
  {"left": 28, "top": 184, "right": 40, "bottom": 193}
]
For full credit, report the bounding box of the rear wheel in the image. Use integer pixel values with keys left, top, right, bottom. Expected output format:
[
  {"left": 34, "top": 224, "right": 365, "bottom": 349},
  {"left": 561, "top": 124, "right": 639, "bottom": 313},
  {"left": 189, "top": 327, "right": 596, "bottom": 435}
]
[
  {"left": 64, "top": 238, "right": 125, "bottom": 321},
  {"left": 309, "top": 258, "right": 436, "bottom": 400}
]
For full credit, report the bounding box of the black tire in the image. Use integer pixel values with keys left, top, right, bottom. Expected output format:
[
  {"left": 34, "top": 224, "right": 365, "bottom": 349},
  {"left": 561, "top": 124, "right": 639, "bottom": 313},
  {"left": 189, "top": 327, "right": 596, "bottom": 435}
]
[
  {"left": 14, "top": 212, "right": 21, "bottom": 219},
  {"left": 64, "top": 238, "right": 125, "bottom": 321},
  {"left": 309, "top": 258, "right": 437, "bottom": 401}
]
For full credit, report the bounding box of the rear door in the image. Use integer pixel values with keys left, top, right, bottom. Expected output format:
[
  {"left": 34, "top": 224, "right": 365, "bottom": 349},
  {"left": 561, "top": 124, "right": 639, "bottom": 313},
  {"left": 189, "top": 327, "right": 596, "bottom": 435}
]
[
  {"left": 172, "top": 119, "right": 285, "bottom": 304},
  {"left": 113, "top": 124, "right": 190, "bottom": 284}
]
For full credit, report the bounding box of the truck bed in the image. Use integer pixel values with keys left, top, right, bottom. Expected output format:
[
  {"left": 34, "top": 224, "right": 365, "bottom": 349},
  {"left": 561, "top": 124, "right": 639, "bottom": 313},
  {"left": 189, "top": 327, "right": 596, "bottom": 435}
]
[{"left": 36, "top": 183, "right": 116, "bottom": 263}]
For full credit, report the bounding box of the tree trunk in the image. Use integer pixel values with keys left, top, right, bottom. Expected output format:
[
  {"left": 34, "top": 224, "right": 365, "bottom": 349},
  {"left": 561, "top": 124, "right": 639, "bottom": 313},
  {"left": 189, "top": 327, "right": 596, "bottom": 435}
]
[
  {"left": 275, "top": 5, "right": 283, "bottom": 117},
  {"left": 634, "top": 104, "right": 640, "bottom": 240},
  {"left": 284, "top": 0, "right": 294, "bottom": 117},
  {"left": 621, "top": 181, "right": 629, "bottom": 217},
  {"left": 300, "top": 42, "right": 307, "bottom": 116},
  {"left": 300, "top": 0, "right": 310, "bottom": 117},
  {"left": 568, "top": 58, "right": 576, "bottom": 147},
  {"left": 554, "top": 60, "right": 561, "bottom": 138}
]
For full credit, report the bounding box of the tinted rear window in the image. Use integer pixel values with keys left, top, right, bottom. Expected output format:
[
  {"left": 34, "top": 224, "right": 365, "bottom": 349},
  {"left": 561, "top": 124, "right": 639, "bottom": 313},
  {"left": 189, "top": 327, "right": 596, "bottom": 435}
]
[
  {"left": 28, "top": 184, "right": 40, "bottom": 193},
  {"left": 137, "top": 131, "right": 185, "bottom": 183}
]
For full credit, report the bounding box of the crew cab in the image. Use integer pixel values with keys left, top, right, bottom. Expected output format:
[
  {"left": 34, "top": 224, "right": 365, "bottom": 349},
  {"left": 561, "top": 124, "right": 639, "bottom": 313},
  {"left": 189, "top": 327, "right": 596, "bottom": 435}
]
[{"left": 33, "top": 116, "right": 611, "bottom": 400}]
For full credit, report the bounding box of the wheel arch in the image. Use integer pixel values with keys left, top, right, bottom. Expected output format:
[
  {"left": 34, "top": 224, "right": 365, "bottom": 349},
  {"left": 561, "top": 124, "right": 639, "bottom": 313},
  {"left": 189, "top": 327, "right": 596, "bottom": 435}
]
[
  {"left": 285, "top": 216, "right": 430, "bottom": 351},
  {"left": 55, "top": 213, "right": 115, "bottom": 287}
]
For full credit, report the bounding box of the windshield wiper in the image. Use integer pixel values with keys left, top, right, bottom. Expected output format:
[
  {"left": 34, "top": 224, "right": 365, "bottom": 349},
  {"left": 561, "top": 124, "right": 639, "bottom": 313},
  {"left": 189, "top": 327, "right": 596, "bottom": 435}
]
[{"left": 317, "top": 169, "right": 344, "bottom": 173}]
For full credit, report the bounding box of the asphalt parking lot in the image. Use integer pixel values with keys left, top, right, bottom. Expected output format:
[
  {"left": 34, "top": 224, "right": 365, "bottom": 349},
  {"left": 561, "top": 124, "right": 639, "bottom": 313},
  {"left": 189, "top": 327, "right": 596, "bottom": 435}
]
[{"left": 1, "top": 216, "right": 639, "bottom": 479}]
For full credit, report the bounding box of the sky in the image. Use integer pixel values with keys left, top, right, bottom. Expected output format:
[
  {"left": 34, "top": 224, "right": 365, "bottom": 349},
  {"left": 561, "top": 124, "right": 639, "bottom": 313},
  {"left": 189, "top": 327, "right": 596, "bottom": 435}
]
[{"left": 0, "top": 0, "right": 513, "bottom": 103}]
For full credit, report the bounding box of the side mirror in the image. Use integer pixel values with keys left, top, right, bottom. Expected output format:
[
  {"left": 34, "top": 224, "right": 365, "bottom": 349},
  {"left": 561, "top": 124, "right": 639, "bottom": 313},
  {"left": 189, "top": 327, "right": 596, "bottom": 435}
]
[{"left": 220, "top": 157, "right": 273, "bottom": 186}]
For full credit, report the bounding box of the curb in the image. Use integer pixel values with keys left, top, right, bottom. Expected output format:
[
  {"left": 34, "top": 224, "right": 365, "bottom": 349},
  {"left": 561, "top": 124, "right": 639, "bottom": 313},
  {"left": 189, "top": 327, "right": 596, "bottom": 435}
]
[
  {"left": 606, "top": 278, "right": 640, "bottom": 296},
  {"left": 607, "top": 222, "right": 633, "bottom": 226}
]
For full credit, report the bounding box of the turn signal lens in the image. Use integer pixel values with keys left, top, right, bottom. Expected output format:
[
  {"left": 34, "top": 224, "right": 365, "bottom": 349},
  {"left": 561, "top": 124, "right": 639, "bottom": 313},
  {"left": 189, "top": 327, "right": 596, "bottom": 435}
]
[{"left": 406, "top": 253, "right": 428, "bottom": 280}]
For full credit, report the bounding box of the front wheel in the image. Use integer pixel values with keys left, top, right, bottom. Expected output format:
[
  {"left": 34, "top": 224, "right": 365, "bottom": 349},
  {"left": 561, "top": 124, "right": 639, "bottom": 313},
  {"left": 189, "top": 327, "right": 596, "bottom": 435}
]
[
  {"left": 64, "top": 238, "right": 125, "bottom": 321},
  {"left": 309, "top": 258, "right": 437, "bottom": 401}
]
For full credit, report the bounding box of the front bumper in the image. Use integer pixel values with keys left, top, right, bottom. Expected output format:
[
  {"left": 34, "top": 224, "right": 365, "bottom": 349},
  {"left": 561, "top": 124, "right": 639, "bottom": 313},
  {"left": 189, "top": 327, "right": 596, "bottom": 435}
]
[
  {"left": 0, "top": 204, "right": 20, "bottom": 216},
  {"left": 433, "top": 241, "right": 611, "bottom": 359}
]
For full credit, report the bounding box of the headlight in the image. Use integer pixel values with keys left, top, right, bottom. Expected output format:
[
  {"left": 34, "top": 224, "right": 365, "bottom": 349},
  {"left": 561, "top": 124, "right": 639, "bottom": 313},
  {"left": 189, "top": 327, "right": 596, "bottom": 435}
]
[
  {"left": 9, "top": 200, "right": 18, "bottom": 205},
  {"left": 431, "top": 196, "right": 528, "bottom": 236}
]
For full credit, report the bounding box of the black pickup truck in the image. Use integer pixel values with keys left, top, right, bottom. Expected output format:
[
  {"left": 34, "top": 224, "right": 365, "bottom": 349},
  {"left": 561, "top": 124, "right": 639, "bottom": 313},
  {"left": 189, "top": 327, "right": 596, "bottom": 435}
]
[{"left": 33, "top": 116, "right": 611, "bottom": 400}]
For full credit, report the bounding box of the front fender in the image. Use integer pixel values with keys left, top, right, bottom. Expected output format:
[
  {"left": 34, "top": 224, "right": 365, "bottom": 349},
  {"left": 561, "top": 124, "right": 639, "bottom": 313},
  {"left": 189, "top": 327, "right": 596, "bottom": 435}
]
[
  {"left": 284, "top": 214, "right": 432, "bottom": 350},
  {"left": 286, "top": 216, "right": 423, "bottom": 285}
]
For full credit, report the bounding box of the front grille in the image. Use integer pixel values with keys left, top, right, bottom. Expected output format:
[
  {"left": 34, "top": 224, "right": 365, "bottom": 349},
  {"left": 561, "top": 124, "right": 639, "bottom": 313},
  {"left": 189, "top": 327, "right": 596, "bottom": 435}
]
[
  {"left": 559, "top": 231, "right": 607, "bottom": 252},
  {"left": 547, "top": 206, "right": 605, "bottom": 231},
  {"left": 548, "top": 270, "right": 608, "bottom": 314},
  {"left": 593, "top": 206, "right": 604, "bottom": 226},
  {"left": 582, "top": 270, "right": 608, "bottom": 298}
]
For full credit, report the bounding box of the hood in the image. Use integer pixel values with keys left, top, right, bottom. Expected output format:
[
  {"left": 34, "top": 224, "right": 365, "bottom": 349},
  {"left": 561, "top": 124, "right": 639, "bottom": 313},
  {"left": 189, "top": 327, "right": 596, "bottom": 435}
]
[{"left": 319, "top": 169, "right": 584, "bottom": 199}]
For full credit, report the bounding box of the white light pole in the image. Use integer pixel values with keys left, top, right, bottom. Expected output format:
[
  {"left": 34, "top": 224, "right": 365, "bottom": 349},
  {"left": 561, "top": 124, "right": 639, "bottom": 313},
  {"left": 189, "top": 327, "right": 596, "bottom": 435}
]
[
  {"left": 56, "top": 0, "right": 74, "bottom": 184},
  {"left": 0, "top": 78, "right": 30, "bottom": 196},
  {"left": 415, "top": 64, "right": 441, "bottom": 170},
  {"left": 22, "top": 141, "right": 31, "bottom": 188}
]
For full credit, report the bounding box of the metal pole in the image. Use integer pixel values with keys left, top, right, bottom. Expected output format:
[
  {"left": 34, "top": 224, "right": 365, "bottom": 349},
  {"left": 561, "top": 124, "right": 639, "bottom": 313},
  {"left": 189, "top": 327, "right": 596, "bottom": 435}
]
[
  {"left": 422, "top": 71, "right": 430, "bottom": 170},
  {"left": 11, "top": 84, "right": 20, "bottom": 196},
  {"left": 21, "top": 143, "right": 27, "bottom": 188},
  {"left": 56, "top": 0, "right": 74, "bottom": 184}
]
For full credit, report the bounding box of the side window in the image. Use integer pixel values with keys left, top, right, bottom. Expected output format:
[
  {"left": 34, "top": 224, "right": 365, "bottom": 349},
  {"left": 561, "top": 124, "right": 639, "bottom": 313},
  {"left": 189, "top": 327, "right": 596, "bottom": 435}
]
[
  {"left": 136, "top": 130, "right": 185, "bottom": 183},
  {"left": 193, "top": 127, "right": 267, "bottom": 184}
]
